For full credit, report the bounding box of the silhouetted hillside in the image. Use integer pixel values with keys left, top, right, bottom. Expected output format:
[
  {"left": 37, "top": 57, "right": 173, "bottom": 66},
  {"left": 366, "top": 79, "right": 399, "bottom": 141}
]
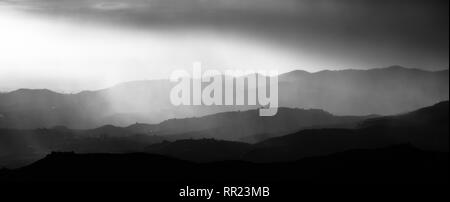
[
  {"left": 0, "top": 127, "right": 166, "bottom": 168},
  {"left": 244, "top": 101, "right": 449, "bottom": 162},
  {"left": 1, "top": 145, "right": 447, "bottom": 183},
  {"left": 142, "top": 101, "right": 449, "bottom": 162},
  {"left": 154, "top": 107, "right": 372, "bottom": 142},
  {"left": 0, "top": 66, "right": 447, "bottom": 129}
]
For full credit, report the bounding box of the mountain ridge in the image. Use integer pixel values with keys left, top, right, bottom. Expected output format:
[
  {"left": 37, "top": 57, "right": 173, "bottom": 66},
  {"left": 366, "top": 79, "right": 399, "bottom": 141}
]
[
  {"left": 2, "top": 66, "right": 446, "bottom": 95},
  {"left": 142, "top": 101, "right": 449, "bottom": 162},
  {"left": 0, "top": 66, "right": 448, "bottom": 129}
]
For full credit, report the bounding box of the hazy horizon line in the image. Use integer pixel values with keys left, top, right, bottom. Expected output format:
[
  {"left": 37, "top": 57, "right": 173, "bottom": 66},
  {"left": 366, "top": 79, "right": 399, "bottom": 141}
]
[{"left": 0, "top": 65, "right": 448, "bottom": 94}]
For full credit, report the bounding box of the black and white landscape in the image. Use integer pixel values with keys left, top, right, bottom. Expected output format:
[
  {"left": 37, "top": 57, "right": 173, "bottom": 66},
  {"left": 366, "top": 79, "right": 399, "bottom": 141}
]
[{"left": 0, "top": 0, "right": 448, "bottom": 196}]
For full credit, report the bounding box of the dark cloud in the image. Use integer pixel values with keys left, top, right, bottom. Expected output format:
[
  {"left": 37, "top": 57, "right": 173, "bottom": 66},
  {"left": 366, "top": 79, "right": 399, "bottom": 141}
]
[{"left": 1, "top": 0, "right": 448, "bottom": 70}]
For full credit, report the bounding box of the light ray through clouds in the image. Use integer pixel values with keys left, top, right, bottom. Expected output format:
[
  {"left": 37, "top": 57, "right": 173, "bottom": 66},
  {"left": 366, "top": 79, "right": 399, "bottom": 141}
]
[
  {"left": 0, "top": 0, "right": 448, "bottom": 92},
  {"left": 0, "top": 2, "right": 308, "bottom": 92}
]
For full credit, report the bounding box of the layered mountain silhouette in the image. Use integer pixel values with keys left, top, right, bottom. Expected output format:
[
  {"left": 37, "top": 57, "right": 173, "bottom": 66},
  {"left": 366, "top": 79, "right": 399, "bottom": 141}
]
[
  {"left": 0, "top": 101, "right": 448, "bottom": 183},
  {"left": 144, "top": 101, "right": 448, "bottom": 162},
  {"left": 0, "top": 66, "right": 447, "bottom": 129},
  {"left": 0, "top": 107, "right": 369, "bottom": 168},
  {"left": 146, "top": 107, "right": 374, "bottom": 142},
  {"left": 0, "top": 65, "right": 448, "bottom": 184},
  {"left": 2, "top": 101, "right": 445, "bottom": 167}
]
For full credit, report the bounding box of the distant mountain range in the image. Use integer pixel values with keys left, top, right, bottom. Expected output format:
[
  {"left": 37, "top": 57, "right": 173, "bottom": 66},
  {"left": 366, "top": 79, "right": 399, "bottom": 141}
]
[{"left": 0, "top": 66, "right": 448, "bottom": 129}]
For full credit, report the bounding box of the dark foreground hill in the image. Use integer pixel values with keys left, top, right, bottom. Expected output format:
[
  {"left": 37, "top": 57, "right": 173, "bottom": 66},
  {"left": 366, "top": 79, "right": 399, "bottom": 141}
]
[
  {"left": 0, "top": 144, "right": 447, "bottom": 183},
  {"left": 145, "top": 139, "right": 252, "bottom": 162}
]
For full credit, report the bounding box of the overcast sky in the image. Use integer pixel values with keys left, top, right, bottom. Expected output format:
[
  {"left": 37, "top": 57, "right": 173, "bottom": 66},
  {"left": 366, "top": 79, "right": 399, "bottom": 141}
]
[{"left": 0, "top": 0, "right": 448, "bottom": 92}]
